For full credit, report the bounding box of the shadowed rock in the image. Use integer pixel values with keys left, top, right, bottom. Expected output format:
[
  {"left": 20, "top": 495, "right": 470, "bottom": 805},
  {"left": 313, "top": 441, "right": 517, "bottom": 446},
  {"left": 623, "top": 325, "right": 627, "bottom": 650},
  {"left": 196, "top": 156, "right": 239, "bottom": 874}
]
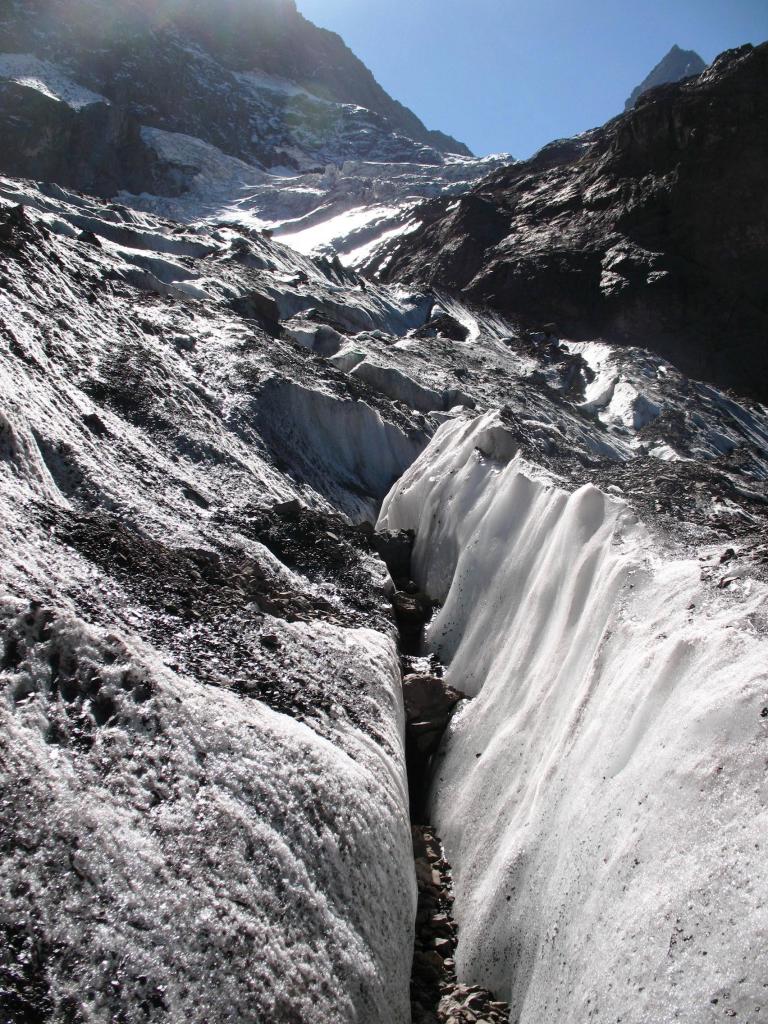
[{"left": 367, "top": 43, "right": 768, "bottom": 401}]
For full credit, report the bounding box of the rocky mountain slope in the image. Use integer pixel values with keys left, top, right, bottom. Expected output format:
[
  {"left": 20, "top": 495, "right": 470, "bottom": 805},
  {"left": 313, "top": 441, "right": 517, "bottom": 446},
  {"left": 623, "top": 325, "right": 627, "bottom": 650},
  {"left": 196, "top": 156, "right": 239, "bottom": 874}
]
[
  {"left": 625, "top": 43, "right": 707, "bottom": 109},
  {"left": 365, "top": 43, "right": 768, "bottom": 401},
  {"left": 2, "top": 9, "right": 768, "bottom": 1024},
  {"left": 0, "top": 0, "right": 506, "bottom": 269},
  {"left": 0, "top": 0, "right": 470, "bottom": 168}
]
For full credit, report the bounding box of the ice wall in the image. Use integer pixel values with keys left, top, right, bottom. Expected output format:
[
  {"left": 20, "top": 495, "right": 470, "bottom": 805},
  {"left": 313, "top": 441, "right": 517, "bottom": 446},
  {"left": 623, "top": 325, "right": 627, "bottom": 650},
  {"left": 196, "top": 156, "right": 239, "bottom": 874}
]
[
  {"left": 253, "top": 377, "right": 427, "bottom": 522},
  {"left": 378, "top": 411, "right": 768, "bottom": 1023}
]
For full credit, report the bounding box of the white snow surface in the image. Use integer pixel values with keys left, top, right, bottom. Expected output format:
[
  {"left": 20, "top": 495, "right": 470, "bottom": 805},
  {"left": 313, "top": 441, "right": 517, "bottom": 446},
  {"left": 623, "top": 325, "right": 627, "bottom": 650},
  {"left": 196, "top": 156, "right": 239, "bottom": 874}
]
[
  {"left": 0, "top": 53, "right": 108, "bottom": 108},
  {"left": 379, "top": 411, "right": 768, "bottom": 1023},
  {"left": 565, "top": 338, "right": 768, "bottom": 467},
  {"left": 276, "top": 204, "right": 401, "bottom": 257}
]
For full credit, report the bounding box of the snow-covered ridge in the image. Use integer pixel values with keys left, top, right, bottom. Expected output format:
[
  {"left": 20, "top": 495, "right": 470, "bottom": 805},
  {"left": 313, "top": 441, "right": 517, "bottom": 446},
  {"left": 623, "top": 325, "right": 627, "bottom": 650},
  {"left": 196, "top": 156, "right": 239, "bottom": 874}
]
[
  {"left": 0, "top": 53, "right": 108, "bottom": 109},
  {"left": 379, "top": 411, "right": 768, "bottom": 1023}
]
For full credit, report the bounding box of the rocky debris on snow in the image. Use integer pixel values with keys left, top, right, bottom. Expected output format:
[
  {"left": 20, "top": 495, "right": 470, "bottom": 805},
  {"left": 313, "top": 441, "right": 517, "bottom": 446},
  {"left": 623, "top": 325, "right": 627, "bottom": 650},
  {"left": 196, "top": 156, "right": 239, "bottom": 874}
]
[
  {"left": 413, "top": 312, "right": 470, "bottom": 342},
  {"left": 0, "top": 170, "right": 440, "bottom": 1022},
  {"left": 559, "top": 452, "right": 768, "bottom": 554},
  {"left": 351, "top": 361, "right": 447, "bottom": 414},
  {"left": 27, "top": 497, "right": 402, "bottom": 724},
  {"left": 410, "top": 825, "right": 510, "bottom": 1024},
  {"left": 0, "top": 596, "right": 416, "bottom": 1024},
  {"left": 0, "top": 202, "right": 43, "bottom": 253},
  {"left": 0, "top": 202, "right": 28, "bottom": 239}
]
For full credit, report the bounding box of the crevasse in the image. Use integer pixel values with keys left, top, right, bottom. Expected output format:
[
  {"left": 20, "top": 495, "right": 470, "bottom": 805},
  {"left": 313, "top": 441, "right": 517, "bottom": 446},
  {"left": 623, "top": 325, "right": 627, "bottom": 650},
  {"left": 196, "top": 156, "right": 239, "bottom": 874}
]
[{"left": 378, "top": 410, "right": 768, "bottom": 1024}]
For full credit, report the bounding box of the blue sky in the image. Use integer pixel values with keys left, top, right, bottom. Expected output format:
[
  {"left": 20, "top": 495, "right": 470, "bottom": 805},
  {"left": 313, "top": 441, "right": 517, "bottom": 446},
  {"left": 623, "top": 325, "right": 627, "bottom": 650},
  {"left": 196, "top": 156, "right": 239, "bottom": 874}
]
[{"left": 295, "top": 0, "right": 768, "bottom": 158}]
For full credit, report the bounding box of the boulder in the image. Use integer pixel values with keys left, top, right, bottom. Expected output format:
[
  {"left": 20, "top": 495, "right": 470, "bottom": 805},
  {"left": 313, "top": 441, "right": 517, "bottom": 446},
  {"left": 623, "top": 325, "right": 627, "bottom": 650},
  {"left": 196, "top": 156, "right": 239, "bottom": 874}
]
[
  {"left": 373, "top": 529, "right": 414, "bottom": 581},
  {"left": 402, "top": 674, "right": 466, "bottom": 728}
]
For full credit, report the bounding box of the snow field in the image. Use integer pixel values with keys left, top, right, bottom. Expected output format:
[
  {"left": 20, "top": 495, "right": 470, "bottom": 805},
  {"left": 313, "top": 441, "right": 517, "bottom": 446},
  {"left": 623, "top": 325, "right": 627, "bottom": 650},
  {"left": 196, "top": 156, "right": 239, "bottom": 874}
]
[
  {"left": 0, "top": 53, "right": 108, "bottom": 109},
  {"left": 378, "top": 411, "right": 768, "bottom": 1023},
  {"left": 275, "top": 205, "right": 401, "bottom": 256}
]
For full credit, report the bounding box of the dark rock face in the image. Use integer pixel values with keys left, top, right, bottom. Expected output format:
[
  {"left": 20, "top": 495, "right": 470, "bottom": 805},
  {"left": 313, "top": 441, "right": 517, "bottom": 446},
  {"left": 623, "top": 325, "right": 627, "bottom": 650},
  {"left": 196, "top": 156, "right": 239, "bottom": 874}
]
[
  {"left": 402, "top": 675, "right": 466, "bottom": 751},
  {"left": 625, "top": 44, "right": 707, "bottom": 110},
  {"left": 0, "top": 0, "right": 471, "bottom": 162},
  {"left": 368, "top": 43, "right": 768, "bottom": 401},
  {"left": 0, "top": 81, "right": 169, "bottom": 197},
  {"left": 402, "top": 675, "right": 467, "bottom": 820},
  {"left": 373, "top": 529, "right": 415, "bottom": 582}
]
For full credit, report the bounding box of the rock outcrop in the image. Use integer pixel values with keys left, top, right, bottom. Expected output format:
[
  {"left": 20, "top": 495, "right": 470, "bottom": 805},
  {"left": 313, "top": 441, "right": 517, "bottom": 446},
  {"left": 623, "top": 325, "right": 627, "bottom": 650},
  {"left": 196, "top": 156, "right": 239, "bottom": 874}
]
[
  {"left": 365, "top": 43, "right": 768, "bottom": 401},
  {"left": 0, "top": 76, "right": 169, "bottom": 198}
]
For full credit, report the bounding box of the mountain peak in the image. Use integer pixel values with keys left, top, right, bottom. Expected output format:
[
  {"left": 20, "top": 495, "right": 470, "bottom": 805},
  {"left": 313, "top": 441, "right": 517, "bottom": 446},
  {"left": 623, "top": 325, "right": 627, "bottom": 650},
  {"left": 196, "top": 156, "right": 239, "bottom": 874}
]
[{"left": 625, "top": 44, "right": 707, "bottom": 110}]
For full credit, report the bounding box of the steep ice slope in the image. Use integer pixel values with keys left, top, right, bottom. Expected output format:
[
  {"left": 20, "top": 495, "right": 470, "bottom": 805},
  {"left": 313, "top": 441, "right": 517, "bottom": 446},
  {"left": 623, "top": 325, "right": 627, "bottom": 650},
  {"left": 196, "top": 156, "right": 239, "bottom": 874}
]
[
  {"left": 379, "top": 412, "right": 768, "bottom": 1023},
  {"left": 0, "top": 181, "right": 429, "bottom": 1021},
  {"left": 120, "top": 137, "right": 510, "bottom": 267},
  {"left": 266, "top": 155, "right": 511, "bottom": 266}
]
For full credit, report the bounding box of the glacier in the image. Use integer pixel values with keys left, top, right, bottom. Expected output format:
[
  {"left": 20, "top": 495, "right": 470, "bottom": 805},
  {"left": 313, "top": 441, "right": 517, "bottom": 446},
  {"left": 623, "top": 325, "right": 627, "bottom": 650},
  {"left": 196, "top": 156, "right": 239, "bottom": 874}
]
[
  {"left": 2, "top": 601, "right": 415, "bottom": 1022},
  {"left": 2, "top": 78, "right": 768, "bottom": 1017}
]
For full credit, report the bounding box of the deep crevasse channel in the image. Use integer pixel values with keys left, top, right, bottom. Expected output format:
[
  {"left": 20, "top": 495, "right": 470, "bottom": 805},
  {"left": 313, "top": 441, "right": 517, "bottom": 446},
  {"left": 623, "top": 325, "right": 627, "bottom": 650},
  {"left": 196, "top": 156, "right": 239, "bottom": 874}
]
[{"left": 377, "top": 410, "right": 768, "bottom": 1024}]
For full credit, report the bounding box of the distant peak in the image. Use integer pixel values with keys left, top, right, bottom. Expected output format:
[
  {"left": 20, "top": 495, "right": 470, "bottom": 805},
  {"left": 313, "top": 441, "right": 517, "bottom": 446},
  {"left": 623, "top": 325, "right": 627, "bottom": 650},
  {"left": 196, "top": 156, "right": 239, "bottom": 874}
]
[{"left": 625, "top": 45, "right": 707, "bottom": 110}]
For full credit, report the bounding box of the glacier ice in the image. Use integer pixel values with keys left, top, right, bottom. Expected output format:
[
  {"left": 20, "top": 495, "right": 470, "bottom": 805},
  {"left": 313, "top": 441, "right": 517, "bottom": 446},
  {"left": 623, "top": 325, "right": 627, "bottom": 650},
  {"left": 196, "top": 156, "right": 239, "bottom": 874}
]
[
  {"left": 379, "top": 411, "right": 768, "bottom": 1023},
  {"left": 1, "top": 599, "right": 415, "bottom": 1023},
  {"left": 3, "top": 170, "right": 768, "bottom": 1021}
]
